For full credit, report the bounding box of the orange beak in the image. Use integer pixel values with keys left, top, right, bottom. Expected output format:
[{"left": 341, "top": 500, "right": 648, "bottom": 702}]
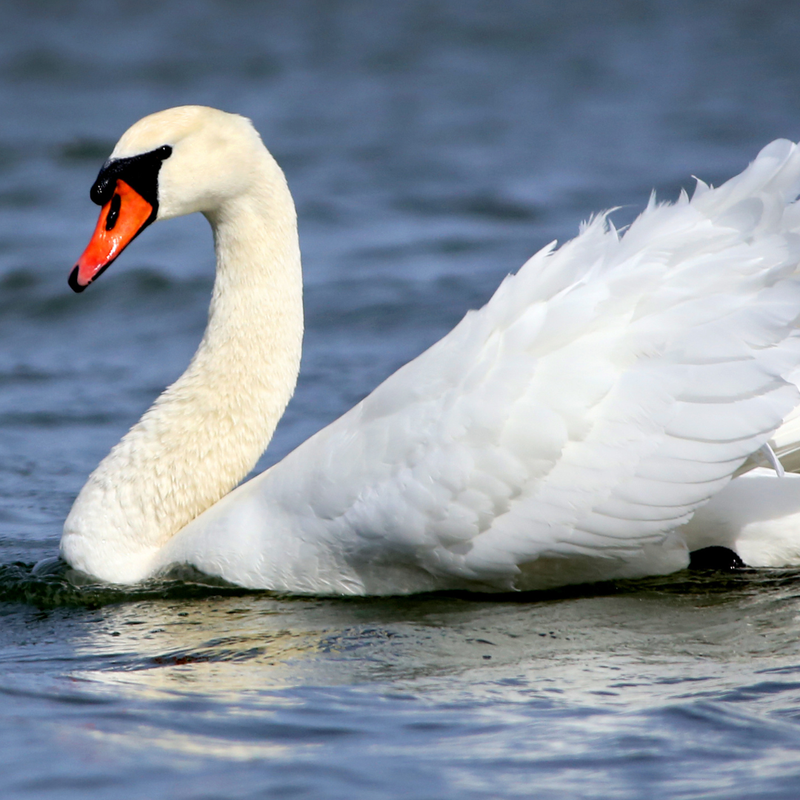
[{"left": 68, "top": 179, "right": 154, "bottom": 293}]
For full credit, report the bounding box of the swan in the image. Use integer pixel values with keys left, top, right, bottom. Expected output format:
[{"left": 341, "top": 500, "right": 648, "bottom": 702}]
[{"left": 60, "top": 105, "right": 800, "bottom": 594}]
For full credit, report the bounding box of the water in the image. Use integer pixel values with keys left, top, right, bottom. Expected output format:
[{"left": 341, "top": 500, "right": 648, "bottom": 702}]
[{"left": 3, "top": 0, "right": 800, "bottom": 796}]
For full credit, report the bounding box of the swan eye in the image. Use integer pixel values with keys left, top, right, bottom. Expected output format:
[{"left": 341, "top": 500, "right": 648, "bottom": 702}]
[{"left": 156, "top": 145, "right": 172, "bottom": 159}]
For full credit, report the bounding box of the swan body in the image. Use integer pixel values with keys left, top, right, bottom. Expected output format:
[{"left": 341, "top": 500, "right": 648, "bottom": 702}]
[{"left": 61, "top": 106, "right": 800, "bottom": 593}]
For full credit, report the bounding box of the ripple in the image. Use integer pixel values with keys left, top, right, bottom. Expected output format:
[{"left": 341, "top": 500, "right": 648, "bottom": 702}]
[
  {"left": 0, "top": 560, "right": 252, "bottom": 610},
  {"left": 4, "top": 554, "right": 800, "bottom": 613}
]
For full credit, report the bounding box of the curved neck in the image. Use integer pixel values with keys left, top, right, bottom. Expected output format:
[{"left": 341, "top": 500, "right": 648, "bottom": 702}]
[{"left": 62, "top": 161, "right": 303, "bottom": 582}]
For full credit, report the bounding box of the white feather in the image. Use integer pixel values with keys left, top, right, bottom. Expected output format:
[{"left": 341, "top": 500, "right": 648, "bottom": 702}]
[{"left": 59, "top": 107, "right": 800, "bottom": 593}]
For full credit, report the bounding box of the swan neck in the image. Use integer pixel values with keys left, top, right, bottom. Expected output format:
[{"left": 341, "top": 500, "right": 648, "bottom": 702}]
[{"left": 62, "top": 159, "right": 304, "bottom": 582}]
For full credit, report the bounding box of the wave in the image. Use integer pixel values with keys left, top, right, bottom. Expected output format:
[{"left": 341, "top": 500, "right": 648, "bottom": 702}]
[
  {"left": 0, "top": 558, "right": 252, "bottom": 610},
  {"left": 2, "top": 554, "right": 799, "bottom": 610}
]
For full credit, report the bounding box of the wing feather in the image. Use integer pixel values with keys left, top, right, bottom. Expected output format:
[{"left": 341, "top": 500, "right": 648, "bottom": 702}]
[{"left": 181, "top": 140, "right": 800, "bottom": 593}]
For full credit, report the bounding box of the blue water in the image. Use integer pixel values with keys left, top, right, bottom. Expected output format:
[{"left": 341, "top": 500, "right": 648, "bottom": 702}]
[{"left": 4, "top": 0, "right": 800, "bottom": 797}]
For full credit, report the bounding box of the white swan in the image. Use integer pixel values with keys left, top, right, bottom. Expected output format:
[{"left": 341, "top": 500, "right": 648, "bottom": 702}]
[{"left": 60, "top": 105, "right": 800, "bottom": 594}]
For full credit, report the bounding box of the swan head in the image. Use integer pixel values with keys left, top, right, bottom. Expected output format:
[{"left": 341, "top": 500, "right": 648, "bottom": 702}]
[{"left": 68, "top": 106, "right": 265, "bottom": 292}]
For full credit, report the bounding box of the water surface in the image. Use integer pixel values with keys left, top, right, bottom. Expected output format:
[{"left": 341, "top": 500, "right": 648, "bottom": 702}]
[{"left": 3, "top": 1, "right": 800, "bottom": 797}]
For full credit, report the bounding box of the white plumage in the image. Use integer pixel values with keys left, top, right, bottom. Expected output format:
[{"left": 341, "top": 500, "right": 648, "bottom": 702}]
[{"left": 60, "top": 107, "right": 800, "bottom": 594}]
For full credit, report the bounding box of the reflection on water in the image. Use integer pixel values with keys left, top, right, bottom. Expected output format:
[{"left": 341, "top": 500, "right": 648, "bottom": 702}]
[
  {"left": 75, "top": 573, "right": 800, "bottom": 695},
  {"left": 4, "top": 570, "right": 796, "bottom": 787},
  {"left": 5, "top": 563, "right": 800, "bottom": 794}
]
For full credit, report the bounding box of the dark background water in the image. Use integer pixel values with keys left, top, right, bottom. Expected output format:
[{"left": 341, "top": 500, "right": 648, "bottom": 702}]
[{"left": 4, "top": 1, "right": 800, "bottom": 797}]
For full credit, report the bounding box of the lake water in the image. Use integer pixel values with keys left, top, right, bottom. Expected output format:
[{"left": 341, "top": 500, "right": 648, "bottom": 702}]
[{"left": 3, "top": 1, "right": 800, "bottom": 797}]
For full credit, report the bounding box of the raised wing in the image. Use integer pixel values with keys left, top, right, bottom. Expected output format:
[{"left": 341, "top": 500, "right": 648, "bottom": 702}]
[{"left": 174, "top": 141, "right": 800, "bottom": 593}]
